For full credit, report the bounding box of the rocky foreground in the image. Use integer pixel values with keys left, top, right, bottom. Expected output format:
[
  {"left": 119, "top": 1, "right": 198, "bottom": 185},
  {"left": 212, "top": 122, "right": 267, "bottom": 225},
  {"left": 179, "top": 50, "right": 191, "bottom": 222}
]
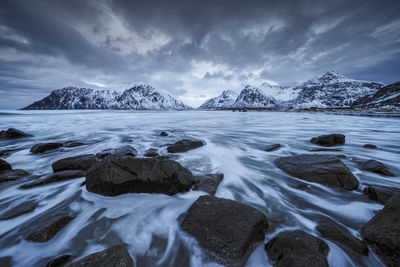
[{"left": 0, "top": 128, "right": 399, "bottom": 266}]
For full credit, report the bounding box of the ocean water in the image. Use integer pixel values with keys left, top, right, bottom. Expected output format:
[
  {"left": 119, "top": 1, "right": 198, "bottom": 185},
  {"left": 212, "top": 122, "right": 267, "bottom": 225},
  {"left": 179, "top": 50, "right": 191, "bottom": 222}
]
[{"left": 0, "top": 110, "right": 399, "bottom": 266}]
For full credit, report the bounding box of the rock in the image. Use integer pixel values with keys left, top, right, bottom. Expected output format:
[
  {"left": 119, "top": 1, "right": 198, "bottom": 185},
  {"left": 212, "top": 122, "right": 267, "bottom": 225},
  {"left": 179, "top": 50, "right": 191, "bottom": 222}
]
[
  {"left": 167, "top": 139, "right": 204, "bottom": 153},
  {"left": 310, "top": 134, "right": 345, "bottom": 147},
  {"left": 0, "top": 169, "right": 30, "bottom": 183},
  {"left": 0, "top": 128, "right": 29, "bottom": 139},
  {"left": 181, "top": 195, "right": 268, "bottom": 267},
  {"left": 265, "top": 144, "right": 281, "bottom": 152},
  {"left": 64, "top": 141, "right": 86, "bottom": 148},
  {"left": 274, "top": 154, "right": 359, "bottom": 190},
  {"left": 363, "top": 185, "right": 400, "bottom": 204},
  {"left": 0, "top": 148, "right": 21, "bottom": 157},
  {"left": 0, "top": 159, "right": 12, "bottom": 171},
  {"left": 309, "top": 148, "right": 342, "bottom": 152},
  {"left": 67, "top": 245, "right": 134, "bottom": 267},
  {"left": 0, "top": 201, "right": 37, "bottom": 220},
  {"left": 0, "top": 257, "right": 12, "bottom": 266},
  {"left": 193, "top": 173, "right": 224, "bottom": 195},
  {"left": 316, "top": 217, "right": 368, "bottom": 256},
  {"left": 143, "top": 148, "right": 159, "bottom": 157},
  {"left": 364, "top": 144, "right": 377, "bottom": 149},
  {"left": 86, "top": 155, "right": 195, "bottom": 196},
  {"left": 160, "top": 131, "right": 169, "bottom": 136},
  {"left": 52, "top": 154, "right": 96, "bottom": 172},
  {"left": 30, "top": 142, "right": 63, "bottom": 154},
  {"left": 25, "top": 215, "right": 74, "bottom": 242},
  {"left": 45, "top": 255, "right": 73, "bottom": 267},
  {"left": 359, "top": 159, "right": 394, "bottom": 176},
  {"left": 20, "top": 170, "right": 85, "bottom": 189},
  {"left": 361, "top": 194, "right": 400, "bottom": 266},
  {"left": 265, "top": 230, "right": 329, "bottom": 267},
  {"left": 96, "top": 145, "right": 137, "bottom": 159}
]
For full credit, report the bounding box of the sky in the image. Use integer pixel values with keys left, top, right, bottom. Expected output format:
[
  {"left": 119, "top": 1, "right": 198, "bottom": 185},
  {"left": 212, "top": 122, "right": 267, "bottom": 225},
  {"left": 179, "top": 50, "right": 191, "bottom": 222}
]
[{"left": 0, "top": 0, "right": 399, "bottom": 109}]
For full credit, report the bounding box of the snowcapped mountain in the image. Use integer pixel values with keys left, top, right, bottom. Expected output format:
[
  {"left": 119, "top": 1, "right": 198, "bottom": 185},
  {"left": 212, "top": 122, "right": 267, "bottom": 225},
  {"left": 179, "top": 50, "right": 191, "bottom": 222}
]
[
  {"left": 23, "top": 84, "right": 191, "bottom": 110},
  {"left": 352, "top": 81, "right": 400, "bottom": 110},
  {"left": 258, "top": 82, "right": 301, "bottom": 102},
  {"left": 232, "top": 85, "right": 279, "bottom": 108},
  {"left": 199, "top": 90, "right": 238, "bottom": 109}
]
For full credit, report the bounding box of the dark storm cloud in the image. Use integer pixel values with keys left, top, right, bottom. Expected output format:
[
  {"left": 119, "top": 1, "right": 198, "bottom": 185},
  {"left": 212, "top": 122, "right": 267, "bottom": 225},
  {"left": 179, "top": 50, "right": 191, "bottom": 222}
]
[{"left": 0, "top": 0, "right": 399, "bottom": 108}]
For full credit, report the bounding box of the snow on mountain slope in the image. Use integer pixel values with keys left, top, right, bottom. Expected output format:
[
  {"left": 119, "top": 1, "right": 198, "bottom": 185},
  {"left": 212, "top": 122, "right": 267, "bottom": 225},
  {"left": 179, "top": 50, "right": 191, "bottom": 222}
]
[
  {"left": 233, "top": 85, "right": 279, "bottom": 108},
  {"left": 199, "top": 90, "right": 238, "bottom": 109},
  {"left": 258, "top": 82, "right": 301, "bottom": 102},
  {"left": 23, "top": 84, "right": 191, "bottom": 110},
  {"left": 351, "top": 81, "right": 400, "bottom": 110}
]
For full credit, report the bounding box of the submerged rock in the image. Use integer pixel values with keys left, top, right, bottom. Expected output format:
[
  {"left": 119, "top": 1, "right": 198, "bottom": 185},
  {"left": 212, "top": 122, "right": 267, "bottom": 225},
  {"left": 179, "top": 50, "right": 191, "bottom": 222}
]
[
  {"left": 86, "top": 155, "right": 195, "bottom": 196},
  {"left": 193, "top": 173, "right": 224, "bottom": 195},
  {"left": 181, "top": 195, "right": 268, "bottom": 267},
  {"left": 363, "top": 185, "right": 400, "bottom": 204},
  {"left": 265, "top": 230, "right": 329, "bottom": 267},
  {"left": 0, "top": 128, "right": 29, "bottom": 139},
  {"left": 30, "top": 142, "right": 63, "bottom": 154},
  {"left": 143, "top": 148, "right": 159, "bottom": 157},
  {"left": 274, "top": 154, "right": 359, "bottom": 190},
  {"left": 310, "top": 134, "right": 345, "bottom": 147},
  {"left": 45, "top": 255, "right": 73, "bottom": 267},
  {"left": 63, "top": 141, "right": 86, "bottom": 148},
  {"left": 309, "top": 148, "right": 342, "bottom": 152},
  {"left": 316, "top": 217, "right": 368, "bottom": 256},
  {"left": 160, "top": 131, "right": 169, "bottom": 136},
  {"left": 52, "top": 154, "right": 96, "bottom": 172},
  {"left": 265, "top": 144, "right": 281, "bottom": 152},
  {"left": 167, "top": 139, "right": 204, "bottom": 153},
  {"left": 96, "top": 145, "right": 137, "bottom": 159},
  {"left": 20, "top": 170, "right": 85, "bottom": 189},
  {"left": 0, "top": 159, "right": 12, "bottom": 171},
  {"left": 364, "top": 144, "right": 377, "bottom": 149},
  {"left": 0, "top": 169, "right": 30, "bottom": 183},
  {"left": 25, "top": 215, "right": 74, "bottom": 242},
  {"left": 359, "top": 159, "right": 394, "bottom": 176},
  {"left": 0, "top": 201, "right": 37, "bottom": 220},
  {"left": 361, "top": 194, "right": 400, "bottom": 266},
  {"left": 67, "top": 245, "right": 134, "bottom": 267}
]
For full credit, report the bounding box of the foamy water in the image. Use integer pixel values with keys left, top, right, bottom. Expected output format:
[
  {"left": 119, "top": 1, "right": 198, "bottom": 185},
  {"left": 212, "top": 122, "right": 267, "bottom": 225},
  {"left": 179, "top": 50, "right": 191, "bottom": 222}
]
[{"left": 0, "top": 110, "right": 399, "bottom": 266}]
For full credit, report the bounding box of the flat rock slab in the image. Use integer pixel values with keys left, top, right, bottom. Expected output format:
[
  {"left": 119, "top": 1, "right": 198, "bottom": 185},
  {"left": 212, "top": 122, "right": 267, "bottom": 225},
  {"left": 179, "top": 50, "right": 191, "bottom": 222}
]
[
  {"left": 96, "top": 145, "right": 137, "bottom": 159},
  {"left": 20, "top": 170, "right": 85, "bottom": 189},
  {"left": 274, "top": 154, "right": 359, "bottom": 190},
  {"left": 67, "top": 245, "right": 134, "bottom": 267},
  {"left": 0, "top": 201, "right": 37, "bottom": 220},
  {"left": 193, "top": 173, "right": 223, "bottom": 195},
  {"left": 0, "top": 169, "right": 30, "bottom": 183},
  {"left": 167, "top": 139, "right": 204, "bottom": 153},
  {"left": 363, "top": 185, "right": 400, "bottom": 204},
  {"left": 359, "top": 159, "right": 394, "bottom": 176},
  {"left": 181, "top": 195, "right": 268, "bottom": 267},
  {"left": 0, "top": 159, "right": 12, "bottom": 171},
  {"left": 265, "top": 230, "right": 329, "bottom": 267},
  {"left": 265, "top": 144, "right": 281, "bottom": 152},
  {"left": 25, "top": 215, "right": 74, "bottom": 242},
  {"left": 0, "top": 128, "right": 29, "bottom": 139},
  {"left": 86, "top": 155, "right": 195, "bottom": 196},
  {"left": 310, "top": 134, "right": 345, "bottom": 147},
  {"left": 30, "top": 142, "right": 63, "bottom": 154},
  {"left": 52, "top": 154, "right": 96, "bottom": 172},
  {"left": 361, "top": 194, "right": 400, "bottom": 266}
]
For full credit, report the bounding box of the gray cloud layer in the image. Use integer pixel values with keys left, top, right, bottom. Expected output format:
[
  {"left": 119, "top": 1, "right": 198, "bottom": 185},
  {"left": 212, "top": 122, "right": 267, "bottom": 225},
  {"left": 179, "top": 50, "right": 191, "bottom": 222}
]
[{"left": 0, "top": 0, "right": 399, "bottom": 108}]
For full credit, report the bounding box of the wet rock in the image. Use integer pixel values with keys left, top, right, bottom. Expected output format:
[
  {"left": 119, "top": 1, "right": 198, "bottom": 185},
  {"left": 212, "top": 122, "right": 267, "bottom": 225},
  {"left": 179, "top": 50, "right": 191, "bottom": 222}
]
[
  {"left": 361, "top": 194, "right": 400, "bottom": 266},
  {"left": 181, "top": 195, "right": 268, "bottom": 267},
  {"left": 160, "top": 131, "right": 169, "bottom": 136},
  {"left": 45, "top": 255, "right": 73, "bottom": 267},
  {"left": 67, "top": 245, "right": 134, "bottom": 267},
  {"left": 364, "top": 144, "right": 377, "bottom": 149},
  {"left": 274, "top": 154, "right": 359, "bottom": 190},
  {"left": 20, "top": 170, "right": 85, "bottom": 189},
  {"left": 0, "top": 128, "right": 29, "bottom": 139},
  {"left": 309, "top": 148, "right": 342, "bottom": 152},
  {"left": 316, "top": 217, "right": 368, "bottom": 256},
  {"left": 30, "top": 142, "right": 63, "bottom": 154},
  {"left": 265, "top": 144, "right": 281, "bottom": 152},
  {"left": 25, "top": 215, "right": 74, "bottom": 242},
  {"left": 0, "top": 169, "right": 30, "bottom": 183},
  {"left": 52, "top": 154, "right": 96, "bottom": 172},
  {"left": 0, "top": 159, "right": 12, "bottom": 171},
  {"left": 310, "top": 134, "right": 345, "bottom": 147},
  {"left": 96, "top": 145, "right": 137, "bottom": 159},
  {"left": 86, "top": 155, "right": 195, "bottom": 196},
  {"left": 265, "top": 230, "right": 329, "bottom": 267},
  {"left": 0, "top": 201, "right": 37, "bottom": 220},
  {"left": 359, "top": 159, "right": 394, "bottom": 176},
  {"left": 143, "top": 148, "right": 159, "bottom": 157},
  {"left": 0, "top": 148, "right": 21, "bottom": 157},
  {"left": 0, "top": 257, "right": 12, "bottom": 266},
  {"left": 193, "top": 173, "right": 224, "bottom": 195},
  {"left": 167, "top": 139, "right": 204, "bottom": 153},
  {"left": 363, "top": 185, "right": 400, "bottom": 204},
  {"left": 64, "top": 141, "right": 86, "bottom": 148}
]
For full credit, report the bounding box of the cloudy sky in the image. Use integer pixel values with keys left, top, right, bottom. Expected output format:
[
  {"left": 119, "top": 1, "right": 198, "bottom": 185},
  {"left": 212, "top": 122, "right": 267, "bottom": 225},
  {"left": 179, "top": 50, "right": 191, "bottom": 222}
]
[{"left": 0, "top": 0, "right": 399, "bottom": 109}]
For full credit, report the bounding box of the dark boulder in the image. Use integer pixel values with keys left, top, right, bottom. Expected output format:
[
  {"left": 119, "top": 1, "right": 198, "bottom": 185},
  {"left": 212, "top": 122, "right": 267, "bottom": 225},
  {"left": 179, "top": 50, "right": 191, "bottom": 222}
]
[
  {"left": 361, "top": 194, "right": 400, "bottom": 266},
  {"left": 0, "top": 201, "right": 37, "bottom": 220},
  {"left": 25, "top": 215, "right": 74, "bottom": 242},
  {"left": 0, "top": 159, "right": 12, "bottom": 171},
  {"left": 20, "top": 170, "right": 85, "bottom": 189},
  {"left": 364, "top": 144, "right": 377, "bottom": 149},
  {"left": 181, "top": 195, "right": 268, "bottom": 267},
  {"left": 316, "top": 217, "right": 368, "bottom": 256},
  {"left": 160, "top": 131, "right": 169, "bottom": 136},
  {"left": 363, "top": 185, "right": 400, "bottom": 204},
  {"left": 0, "top": 128, "right": 29, "bottom": 139},
  {"left": 30, "top": 142, "right": 63, "bottom": 154},
  {"left": 86, "top": 155, "right": 195, "bottom": 196},
  {"left": 265, "top": 230, "right": 329, "bottom": 267},
  {"left": 67, "top": 245, "right": 134, "bottom": 267},
  {"left": 143, "top": 148, "right": 159, "bottom": 157},
  {"left": 193, "top": 173, "right": 223, "bottom": 195},
  {"left": 167, "top": 139, "right": 204, "bottom": 153},
  {"left": 265, "top": 144, "right": 281, "bottom": 152},
  {"left": 96, "top": 145, "right": 137, "bottom": 159},
  {"left": 45, "top": 255, "right": 73, "bottom": 267},
  {"left": 274, "top": 154, "right": 359, "bottom": 190},
  {"left": 0, "top": 169, "right": 30, "bottom": 183},
  {"left": 359, "top": 159, "right": 394, "bottom": 176},
  {"left": 64, "top": 141, "right": 86, "bottom": 148},
  {"left": 52, "top": 154, "right": 96, "bottom": 172},
  {"left": 310, "top": 134, "right": 345, "bottom": 147}
]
